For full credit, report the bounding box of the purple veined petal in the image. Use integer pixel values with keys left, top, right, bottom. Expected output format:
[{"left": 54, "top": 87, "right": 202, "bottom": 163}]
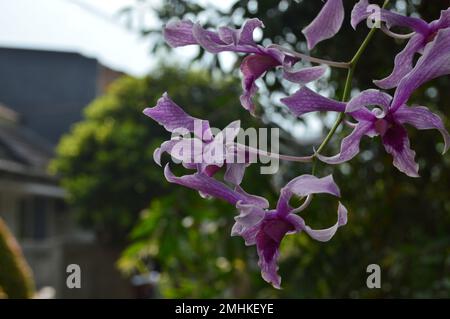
[
  {"left": 153, "top": 139, "right": 177, "bottom": 166},
  {"left": 154, "top": 138, "right": 211, "bottom": 169},
  {"left": 394, "top": 105, "right": 450, "bottom": 154},
  {"left": 224, "top": 163, "right": 246, "bottom": 186},
  {"left": 170, "top": 137, "right": 208, "bottom": 165},
  {"left": 217, "top": 18, "right": 264, "bottom": 46},
  {"left": 221, "top": 120, "right": 241, "bottom": 143},
  {"left": 240, "top": 53, "right": 281, "bottom": 114},
  {"left": 218, "top": 26, "right": 238, "bottom": 45},
  {"left": 351, "top": 0, "right": 429, "bottom": 34},
  {"left": 201, "top": 120, "right": 241, "bottom": 165},
  {"left": 302, "top": 0, "right": 344, "bottom": 50},
  {"left": 351, "top": 0, "right": 370, "bottom": 29},
  {"left": 303, "top": 202, "right": 348, "bottom": 242},
  {"left": 164, "top": 164, "right": 253, "bottom": 205},
  {"left": 276, "top": 174, "right": 341, "bottom": 217},
  {"left": 163, "top": 20, "right": 197, "bottom": 47},
  {"left": 256, "top": 216, "right": 298, "bottom": 289},
  {"left": 192, "top": 22, "right": 230, "bottom": 53},
  {"left": 283, "top": 65, "right": 327, "bottom": 84},
  {"left": 281, "top": 86, "right": 346, "bottom": 117},
  {"left": 192, "top": 22, "right": 261, "bottom": 54},
  {"left": 429, "top": 8, "right": 450, "bottom": 30},
  {"left": 381, "top": 124, "right": 419, "bottom": 177},
  {"left": 317, "top": 120, "right": 375, "bottom": 164},
  {"left": 143, "top": 93, "right": 213, "bottom": 141},
  {"left": 391, "top": 28, "right": 450, "bottom": 111},
  {"left": 235, "top": 186, "right": 270, "bottom": 209},
  {"left": 374, "top": 33, "right": 426, "bottom": 89},
  {"left": 346, "top": 89, "right": 392, "bottom": 113},
  {"left": 238, "top": 18, "right": 265, "bottom": 46},
  {"left": 231, "top": 201, "right": 266, "bottom": 244}
]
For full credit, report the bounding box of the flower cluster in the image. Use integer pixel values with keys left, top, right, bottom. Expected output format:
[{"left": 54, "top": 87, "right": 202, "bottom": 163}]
[{"left": 143, "top": 0, "right": 450, "bottom": 288}]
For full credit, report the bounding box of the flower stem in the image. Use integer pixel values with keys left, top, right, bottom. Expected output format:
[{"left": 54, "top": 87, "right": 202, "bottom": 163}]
[
  {"left": 269, "top": 44, "right": 350, "bottom": 69},
  {"left": 311, "top": 0, "right": 389, "bottom": 175}
]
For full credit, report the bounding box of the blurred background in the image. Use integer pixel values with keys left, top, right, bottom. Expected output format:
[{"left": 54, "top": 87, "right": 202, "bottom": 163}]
[{"left": 0, "top": 0, "right": 449, "bottom": 298}]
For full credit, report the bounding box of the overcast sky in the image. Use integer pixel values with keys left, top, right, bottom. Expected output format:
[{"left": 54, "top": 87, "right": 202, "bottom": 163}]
[{"left": 0, "top": 0, "right": 235, "bottom": 76}]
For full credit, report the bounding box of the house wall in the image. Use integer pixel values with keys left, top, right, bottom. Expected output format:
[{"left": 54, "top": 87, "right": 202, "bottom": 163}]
[{"left": 0, "top": 48, "right": 121, "bottom": 145}]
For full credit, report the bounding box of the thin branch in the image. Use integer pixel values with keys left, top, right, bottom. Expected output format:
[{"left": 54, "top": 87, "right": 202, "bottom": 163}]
[{"left": 269, "top": 44, "right": 351, "bottom": 69}]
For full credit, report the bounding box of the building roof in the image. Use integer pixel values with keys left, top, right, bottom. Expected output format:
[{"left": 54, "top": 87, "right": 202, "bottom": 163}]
[{"left": 0, "top": 104, "right": 55, "bottom": 180}]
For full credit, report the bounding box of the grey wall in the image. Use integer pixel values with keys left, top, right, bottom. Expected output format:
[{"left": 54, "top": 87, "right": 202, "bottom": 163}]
[{"left": 0, "top": 47, "right": 98, "bottom": 145}]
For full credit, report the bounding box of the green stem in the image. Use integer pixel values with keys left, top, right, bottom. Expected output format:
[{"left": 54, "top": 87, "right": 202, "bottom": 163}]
[{"left": 311, "top": 0, "right": 389, "bottom": 176}]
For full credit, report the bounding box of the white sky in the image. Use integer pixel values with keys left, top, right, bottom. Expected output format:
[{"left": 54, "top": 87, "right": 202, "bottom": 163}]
[
  {"left": 0, "top": 0, "right": 321, "bottom": 140},
  {"left": 0, "top": 0, "right": 236, "bottom": 76}
]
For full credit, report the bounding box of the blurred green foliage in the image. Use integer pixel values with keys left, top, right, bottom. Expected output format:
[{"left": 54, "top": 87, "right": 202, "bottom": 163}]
[
  {"left": 0, "top": 217, "right": 35, "bottom": 299},
  {"left": 55, "top": 0, "right": 450, "bottom": 297}
]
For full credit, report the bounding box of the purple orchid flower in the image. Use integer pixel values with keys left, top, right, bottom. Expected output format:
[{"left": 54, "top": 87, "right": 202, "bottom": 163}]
[
  {"left": 163, "top": 18, "right": 327, "bottom": 114},
  {"left": 281, "top": 87, "right": 450, "bottom": 177},
  {"left": 164, "top": 164, "right": 347, "bottom": 289},
  {"left": 143, "top": 93, "right": 247, "bottom": 185},
  {"left": 352, "top": 0, "right": 450, "bottom": 90},
  {"left": 302, "top": 0, "right": 345, "bottom": 50}
]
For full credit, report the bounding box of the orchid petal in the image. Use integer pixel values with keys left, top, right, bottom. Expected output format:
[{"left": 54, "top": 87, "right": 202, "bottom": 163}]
[
  {"left": 235, "top": 186, "right": 270, "bottom": 209},
  {"left": 164, "top": 164, "right": 256, "bottom": 205},
  {"left": 374, "top": 34, "right": 426, "bottom": 89},
  {"left": 351, "top": 0, "right": 429, "bottom": 34},
  {"left": 317, "top": 120, "right": 374, "bottom": 164},
  {"left": 381, "top": 124, "right": 419, "bottom": 177},
  {"left": 224, "top": 163, "right": 246, "bottom": 185},
  {"left": 430, "top": 8, "right": 450, "bottom": 30},
  {"left": 303, "top": 202, "right": 348, "bottom": 242},
  {"left": 163, "top": 20, "right": 197, "bottom": 47},
  {"left": 391, "top": 28, "right": 450, "bottom": 111},
  {"left": 302, "top": 0, "right": 344, "bottom": 50},
  {"left": 351, "top": 0, "right": 370, "bottom": 29},
  {"left": 281, "top": 86, "right": 346, "bottom": 117},
  {"left": 283, "top": 65, "right": 327, "bottom": 84},
  {"left": 346, "top": 89, "right": 392, "bottom": 113},
  {"left": 256, "top": 217, "right": 297, "bottom": 289},
  {"left": 143, "top": 93, "right": 213, "bottom": 140},
  {"left": 238, "top": 18, "right": 265, "bottom": 45},
  {"left": 276, "top": 174, "right": 341, "bottom": 216},
  {"left": 240, "top": 54, "right": 280, "bottom": 114},
  {"left": 395, "top": 105, "right": 450, "bottom": 154},
  {"left": 231, "top": 202, "right": 266, "bottom": 244}
]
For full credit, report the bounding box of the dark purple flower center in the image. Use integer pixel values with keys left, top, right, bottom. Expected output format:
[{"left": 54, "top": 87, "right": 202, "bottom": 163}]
[
  {"left": 374, "top": 119, "right": 389, "bottom": 136},
  {"left": 257, "top": 219, "right": 294, "bottom": 262},
  {"left": 382, "top": 124, "right": 406, "bottom": 152}
]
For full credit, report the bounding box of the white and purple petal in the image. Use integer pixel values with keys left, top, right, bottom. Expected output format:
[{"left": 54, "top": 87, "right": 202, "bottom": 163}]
[
  {"left": 316, "top": 120, "right": 375, "bottom": 164},
  {"left": 346, "top": 89, "right": 392, "bottom": 113},
  {"left": 281, "top": 86, "right": 346, "bottom": 117},
  {"left": 381, "top": 124, "right": 419, "bottom": 177},
  {"left": 143, "top": 93, "right": 213, "bottom": 140},
  {"left": 163, "top": 20, "right": 197, "bottom": 47},
  {"left": 164, "top": 164, "right": 261, "bottom": 205},
  {"left": 374, "top": 33, "right": 426, "bottom": 89},
  {"left": 240, "top": 53, "right": 281, "bottom": 114},
  {"left": 351, "top": 0, "right": 429, "bottom": 34},
  {"left": 302, "top": 0, "right": 345, "bottom": 50},
  {"left": 256, "top": 216, "right": 299, "bottom": 289},
  {"left": 394, "top": 105, "right": 450, "bottom": 154},
  {"left": 391, "top": 28, "right": 450, "bottom": 111},
  {"left": 302, "top": 202, "right": 348, "bottom": 242},
  {"left": 282, "top": 65, "right": 327, "bottom": 84}
]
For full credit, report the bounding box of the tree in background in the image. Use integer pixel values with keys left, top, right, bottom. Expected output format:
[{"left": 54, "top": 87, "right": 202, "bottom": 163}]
[{"left": 0, "top": 217, "right": 35, "bottom": 299}]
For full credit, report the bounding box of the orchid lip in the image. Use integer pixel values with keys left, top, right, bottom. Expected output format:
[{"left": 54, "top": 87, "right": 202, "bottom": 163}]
[{"left": 371, "top": 107, "right": 386, "bottom": 119}]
